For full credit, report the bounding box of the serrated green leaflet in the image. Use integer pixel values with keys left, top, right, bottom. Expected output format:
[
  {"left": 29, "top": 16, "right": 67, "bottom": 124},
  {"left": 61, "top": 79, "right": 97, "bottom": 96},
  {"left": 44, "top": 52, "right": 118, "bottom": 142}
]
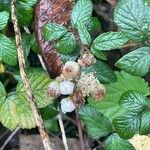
[
  {"left": 114, "top": 0, "right": 150, "bottom": 41},
  {"left": 0, "top": 94, "right": 36, "bottom": 129},
  {"left": 113, "top": 111, "right": 140, "bottom": 139},
  {"left": 17, "top": 72, "right": 53, "bottom": 108},
  {"left": 43, "top": 23, "right": 67, "bottom": 41},
  {"left": 56, "top": 32, "right": 77, "bottom": 55},
  {"left": 77, "top": 23, "right": 91, "bottom": 45},
  {"left": 105, "top": 133, "right": 135, "bottom": 150},
  {"left": 116, "top": 47, "right": 150, "bottom": 77},
  {"left": 0, "top": 82, "right": 6, "bottom": 106},
  {"left": 0, "top": 34, "right": 17, "bottom": 66},
  {"left": 86, "top": 17, "right": 101, "bottom": 33},
  {"left": 20, "top": 0, "right": 37, "bottom": 6},
  {"left": 17, "top": 1, "right": 33, "bottom": 26},
  {"left": 119, "top": 91, "right": 147, "bottom": 113},
  {"left": 91, "top": 48, "right": 107, "bottom": 60},
  {"left": 79, "top": 106, "right": 112, "bottom": 139},
  {"left": 103, "top": 71, "right": 149, "bottom": 103},
  {"left": 88, "top": 98, "right": 125, "bottom": 122},
  {"left": 91, "top": 32, "right": 128, "bottom": 51},
  {"left": 71, "top": 0, "right": 93, "bottom": 27},
  {"left": 0, "top": 11, "right": 9, "bottom": 30},
  {"left": 82, "top": 60, "right": 116, "bottom": 84},
  {"left": 139, "top": 110, "right": 150, "bottom": 135}
]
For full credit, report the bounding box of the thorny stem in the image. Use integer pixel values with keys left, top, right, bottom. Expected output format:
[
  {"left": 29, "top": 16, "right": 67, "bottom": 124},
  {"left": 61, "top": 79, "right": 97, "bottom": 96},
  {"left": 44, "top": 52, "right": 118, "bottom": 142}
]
[
  {"left": 11, "top": 1, "right": 53, "bottom": 150},
  {"left": 76, "top": 109, "right": 85, "bottom": 150}
]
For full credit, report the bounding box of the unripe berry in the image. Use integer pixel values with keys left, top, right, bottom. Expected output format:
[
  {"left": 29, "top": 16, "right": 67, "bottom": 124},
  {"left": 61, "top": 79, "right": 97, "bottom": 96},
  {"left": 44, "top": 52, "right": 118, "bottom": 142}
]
[
  {"left": 47, "top": 81, "right": 61, "bottom": 97},
  {"left": 61, "top": 98, "right": 76, "bottom": 113},
  {"left": 62, "top": 61, "right": 80, "bottom": 79},
  {"left": 60, "top": 80, "right": 75, "bottom": 95}
]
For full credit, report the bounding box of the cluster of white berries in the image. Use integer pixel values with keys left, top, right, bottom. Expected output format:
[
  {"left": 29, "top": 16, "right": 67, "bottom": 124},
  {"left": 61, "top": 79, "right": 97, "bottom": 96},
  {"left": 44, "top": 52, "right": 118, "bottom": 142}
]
[{"left": 47, "top": 58, "right": 106, "bottom": 114}]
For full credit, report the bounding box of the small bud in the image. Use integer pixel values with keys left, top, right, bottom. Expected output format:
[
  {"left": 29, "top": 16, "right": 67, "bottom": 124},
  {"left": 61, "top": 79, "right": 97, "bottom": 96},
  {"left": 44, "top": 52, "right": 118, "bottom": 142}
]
[
  {"left": 72, "top": 90, "right": 85, "bottom": 107},
  {"left": 62, "top": 61, "right": 80, "bottom": 79},
  {"left": 61, "top": 98, "right": 76, "bottom": 113},
  {"left": 78, "top": 53, "right": 96, "bottom": 67},
  {"left": 91, "top": 84, "right": 106, "bottom": 101},
  {"left": 60, "top": 80, "right": 75, "bottom": 95},
  {"left": 47, "top": 81, "right": 61, "bottom": 97}
]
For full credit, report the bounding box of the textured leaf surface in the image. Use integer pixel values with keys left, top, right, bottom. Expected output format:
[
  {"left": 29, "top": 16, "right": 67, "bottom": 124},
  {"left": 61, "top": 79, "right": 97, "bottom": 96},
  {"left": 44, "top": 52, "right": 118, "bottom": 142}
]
[
  {"left": 139, "top": 110, "right": 150, "bottom": 135},
  {"left": 91, "top": 49, "right": 107, "bottom": 60},
  {"left": 103, "top": 71, "right": 149, "bottom": 103},
  {"left": 77, "top": 23, "right": 91, "bottom": 45},
  {"left": 0, "top": 82, "right": 6, "bottom": 106},
  {"left": 17, "top": 72, "right": 53, "bottom": 108},
  {"left": 105, "top": 133, "right": 135, "bottom": 150},
  {"left": 43, "top": 23, "right": 67, "bottom": 41},
  {"left": 55, "top": 32, "right": 77, "bottom": 55},
  {"left": 79, "top": 106, "right": 112, "bottom": 139},
  {"left": 0, "top": 11, "right": 9, "bottom": 30},
  {"left": 17, "top": 1, "right": 33, "bottom": 26},
  {"left": 113, "top": 111, "right": 140, "bottom": 139},
  {"left": 82, "top": 60, "right": 116, "bottom": 84},
  {"left": 91, "top": 32, "right": 128, "bottom": 51},
  {"left": 114, "top": 0, "right": 150, "bottom": 41},
  {"left": 0, "top": 34, "right": 17, "bottom": 66},
  {"left": 119, "top": 91, "right": 147, "bottom": 113},
  {"left": 71, "top": 0, "right": 93, "bottom": 27},
  {"left": 20, "top": 0, "right": 37, "bottom": 6},
  {"left": 0, "top": 94, "right": 36, "bottom": 129},
  {"left": 116, "top": 47, "right": 150, "bottom": 76}
]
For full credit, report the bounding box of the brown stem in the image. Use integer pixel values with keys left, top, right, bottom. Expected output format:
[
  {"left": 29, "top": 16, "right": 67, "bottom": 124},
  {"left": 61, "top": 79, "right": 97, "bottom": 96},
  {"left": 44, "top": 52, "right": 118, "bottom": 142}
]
[
  {"left": 76, "top": 109, "right": 85, "bottom": 150},
  {"left": 11, "top": 0, "right": 53, "bottom": 149}
]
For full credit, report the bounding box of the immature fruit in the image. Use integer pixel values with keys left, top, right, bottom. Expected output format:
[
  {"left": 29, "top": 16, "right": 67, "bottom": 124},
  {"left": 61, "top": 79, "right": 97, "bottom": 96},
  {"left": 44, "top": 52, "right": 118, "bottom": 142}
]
[
  {"left": 61, "top": 98, "right": 76, "bottom": 113},
  {"left": 63, "top": 61, "right": 80, "bottom": 79},
  {"left": 60, "top": 80, "right": 75, "bottom": 95},
  {"left": 47, "top": 81, "right": 61, "bottom": 97},
  {"left": 72, "top": 90, "right": 85, "bottom": 107}
]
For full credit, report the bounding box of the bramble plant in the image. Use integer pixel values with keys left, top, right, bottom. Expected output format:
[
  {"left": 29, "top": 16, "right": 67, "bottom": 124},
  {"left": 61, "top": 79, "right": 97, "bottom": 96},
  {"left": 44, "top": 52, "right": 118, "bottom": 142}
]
[{"left": 0, "top": 0, "right": 150, "bottom": 149}]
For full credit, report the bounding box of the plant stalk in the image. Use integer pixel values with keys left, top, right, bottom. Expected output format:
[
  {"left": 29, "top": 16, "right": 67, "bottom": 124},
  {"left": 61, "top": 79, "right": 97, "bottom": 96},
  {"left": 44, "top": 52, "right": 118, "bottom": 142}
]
[{"left": 11, "top": 0, "right": 53, "bottom": 149}]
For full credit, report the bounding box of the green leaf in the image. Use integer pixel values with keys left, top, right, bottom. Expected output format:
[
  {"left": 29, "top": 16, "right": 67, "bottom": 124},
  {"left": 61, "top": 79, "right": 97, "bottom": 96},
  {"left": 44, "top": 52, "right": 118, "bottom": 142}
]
[
  {"left": 79, "top": 105, "right": 112, "bottom": 139},
  {"left": 43, "top": 23, "right": 67, "bottom": 41},
  {"left": 114, "top": 0, "right": 150, "bottom": 41},
  {"left": 0, "top": 11, "right": 9, "bottom": 30},
  {"left": 22, "top": 33, "right": 31, "bottom": 59},
  {"left": 139, "top": 110, "right": 150, "bottom": 135},
  {"left": 103, "top": 71, "right": 149, "bottom": 103},
  {"left": 0, "top": 34, "right": 17, "bottom": 66},
  {"left": 0, "top": 82, "right": 6, "bottom": 106},
  {"left": 55, "top": 32, "right": 78, "bottom": 55},
  {"left": 113, "top": 111, "right": 140, "bottom": 139},
  {"left": 30, "top": 33, "right": 41, "bottom": 54},
  {"left": 77, "top": 23, "right": 91, "bottom": 45},
  {"left": 0, "top": 1, "right": 10, "bottom": 12},
  {"left": 71, "top": 0, "right": 93, "bottom": 27},
  {"left": 116, "top": 47, "right": 150, "bottom": 77},
  {"left": 82, "top": 60, "right": 116, "bottom": 84},
  {"left": 89, "top": 99, "right": 125, "bottom": 122},
  {"left": 0, "top": 94, "right": 36, "bottom": 129},
  {"left": 91, "top": 32, "right": 128, "bottom": 51},
  {"left": 105, "top": 133, "right": 135, "bottom": 150},
  {"left": 19, "top": 0, "right": 37, "bottom": 6},
  {"left": 91, "top": 48, "right": 107, "bottom": 60},
  {"left": 119, "top": 91, "right": 147, "bottom": 113},
  {"left": 16, "top": 1, "right": 33, "bottom": 26},
  {"left": 17, "top": 72, "right": 54, "bottom": 108},
  {"left": 86, "top": 17, "right": 101, "bottom": 33}
]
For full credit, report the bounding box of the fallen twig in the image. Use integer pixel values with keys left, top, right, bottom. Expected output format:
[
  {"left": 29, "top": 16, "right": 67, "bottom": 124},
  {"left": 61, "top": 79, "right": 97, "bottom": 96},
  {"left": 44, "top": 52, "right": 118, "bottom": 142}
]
[
  {"left": 0, "top": 127, "right": 20, "bottom": 150},
  {"left": 11, "top": 0, "right": 52, "bottom": 149}
]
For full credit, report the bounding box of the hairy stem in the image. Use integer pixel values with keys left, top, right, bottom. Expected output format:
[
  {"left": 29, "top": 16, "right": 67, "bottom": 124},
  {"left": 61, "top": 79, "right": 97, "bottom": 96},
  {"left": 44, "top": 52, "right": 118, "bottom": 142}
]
[{"left": 11, "top": 1, "right": 53, "bottom": 149}]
